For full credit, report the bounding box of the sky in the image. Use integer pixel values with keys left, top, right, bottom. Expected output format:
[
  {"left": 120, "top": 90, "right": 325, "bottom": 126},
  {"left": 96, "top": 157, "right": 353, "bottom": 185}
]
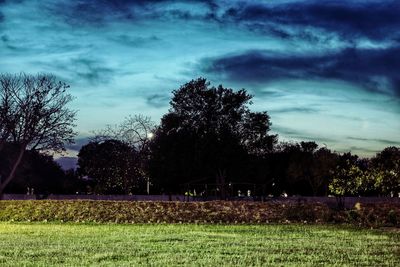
[{"left": 0, "top": 0, "right": 399, "bottom": 160}]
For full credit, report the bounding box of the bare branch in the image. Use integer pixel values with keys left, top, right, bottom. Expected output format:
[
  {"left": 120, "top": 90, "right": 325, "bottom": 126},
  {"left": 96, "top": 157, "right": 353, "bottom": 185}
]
[{"left": 0, "top": 73, "right": 77, "bottom": 197}]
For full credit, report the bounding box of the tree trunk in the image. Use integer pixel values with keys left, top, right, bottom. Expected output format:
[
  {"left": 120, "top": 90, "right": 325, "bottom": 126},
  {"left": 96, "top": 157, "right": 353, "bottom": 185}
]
[
  {"left": 0, "top": 145, "right": 26, "bottom": 199},
  {"left": 0, "top": 131, "right": 11, "bottom": 152},
  {"left": 0, "top": 139, "right": 5, "bottom": 153}
]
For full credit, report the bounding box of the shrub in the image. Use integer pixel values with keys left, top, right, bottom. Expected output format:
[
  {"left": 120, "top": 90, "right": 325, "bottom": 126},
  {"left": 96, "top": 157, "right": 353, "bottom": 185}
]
[
  {"left": 347, "top": 210, "right": 360, "bottom": 223},
  {"left": 387, "top": 210, "right": 398, "bottom": 226},
  {"left": 0, "top": 200, "right": 398, "bottom": 227}
]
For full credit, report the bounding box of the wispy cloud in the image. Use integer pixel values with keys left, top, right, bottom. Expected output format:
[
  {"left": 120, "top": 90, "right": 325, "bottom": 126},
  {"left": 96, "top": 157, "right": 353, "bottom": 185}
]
[
  {"left": 347, "top": 137, "right": 400, "bottom": 146},
  {"left": 273, "top": 125, "right": 338, "bottom": 143},
  {"left": 110, "top": 34, "right": 161, "bottom": 47},
  {"left": 270, "top": 107, "right": 320, "bottom": 114},
  {"left": 146, "top": 94, "right": 170, "bottom": 108}
]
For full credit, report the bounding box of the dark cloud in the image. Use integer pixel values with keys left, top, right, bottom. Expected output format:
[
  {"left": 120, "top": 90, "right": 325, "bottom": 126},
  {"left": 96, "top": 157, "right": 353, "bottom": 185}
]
[
  {"left": 65, "top": 137, "right": 91, "bottom": 152},
  {"left": 146, "top": 94, "right": 170, "bottom": 108},
  {"left": 29, "top": 57, "right": 116, "bottom": 86},
  {"left": 0, "top": 0, "right": 3, "bottom": 24},
  {"left": 1, "top": 34, "right": 18, "bottom": 50},
  {"left": 55, "top": 156, "right": 78, "bottom": 170},
  {"left": 273, "top": 125, "right": 337, "bottom": 144},
  {"left": 347, "top": 137, "right": 400, "bottom": 146},
  {"left": 111, "top": 34, "right": 161, "bottom": 47},
  {"left": 49, "top": 0, "right": 218, "bottom": 26},
  {"left": 57, "top": 137, "right": 90, "bottom": 170},
  {"left": 271, "top": 107, "right": 320, "bottom": 114},
  {"left": 65, "top": 137, "right": 90, "bottom": 152},
  {"left": 222, "top": 1, "right": 400, "bottom": 42},
  {"left": 348, "top": 146, "right": 380, "bottom": 154},
  {"left": 202, "top": 46, "right": 400, "bottom": 97},
  {"left": 273, "top": 126, "right": 303, "bottom": 136},
  {"left": 254, "top": 90, "right": 285, "bottom": 98},
  {"left": 71, "top": 58, "right": 116, "bottom": 85},
  {"left": 50, "top": 0, "right": 142, "bottom": 25},
  {"left": 6, "top": 0, "right": 400, "bottom": 45}
]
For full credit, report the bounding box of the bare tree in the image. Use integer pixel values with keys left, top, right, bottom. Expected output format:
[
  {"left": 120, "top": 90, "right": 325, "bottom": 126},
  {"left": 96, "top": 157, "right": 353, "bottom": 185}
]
[
  {"left": 0, "top": 73, "right": 76, "bottom": 198},
  {"left": 0, "top": 74, "right": 20, "bottom": 152},
  {"left": 91, "top": 115, "right": 155, "bottom": 193},
  {"left": 92, "top": 114, "right": 155, "bottom": 154}
]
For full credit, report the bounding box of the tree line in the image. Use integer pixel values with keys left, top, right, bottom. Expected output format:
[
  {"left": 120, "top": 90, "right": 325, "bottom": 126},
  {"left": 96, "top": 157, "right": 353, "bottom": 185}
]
[{"left": 1, "top": 74, "right": 399, "bottom": 198}]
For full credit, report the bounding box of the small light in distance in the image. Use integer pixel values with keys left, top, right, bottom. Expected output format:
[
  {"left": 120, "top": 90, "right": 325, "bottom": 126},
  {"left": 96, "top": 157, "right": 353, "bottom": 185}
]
[{"left": 147, "top": 132, "right": 154, "bottom": 139}]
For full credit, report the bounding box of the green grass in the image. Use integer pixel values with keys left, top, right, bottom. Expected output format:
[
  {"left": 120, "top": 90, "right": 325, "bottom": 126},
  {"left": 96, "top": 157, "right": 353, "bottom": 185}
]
[{"left": 0, "top": 223, "right": 399, "bottom": 266}]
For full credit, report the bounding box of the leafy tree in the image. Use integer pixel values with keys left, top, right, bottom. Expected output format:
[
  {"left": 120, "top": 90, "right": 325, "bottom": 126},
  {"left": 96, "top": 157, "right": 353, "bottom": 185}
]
[
  {"left": 370, "top": 147, "right": 400, "bottom": 196},
  {"left": 149, "top": 78, "right": 277, "bottom": 194},
  {"left": 92, "top": 115, "right": 155, "bottom": 193},
  {"left": 285, "top": 142, "right": 317, "bottom": 195},
  {"left": 309, "top": 147, "right": 337, "bottom": 196},
  {"left": 77, "top": 140, "right": 143, "bottom": 194},
  {"left": 329, "top": 153, "right": 364, "bottom": 197},
  {"left": 273, "top": 142, "right": 336, "bottom": 196},
  {"left": 0, "top": 73, "right": 76, "bottom": 198},
  {"left": 0, "top": 142, "right": 80, "bottom": 195}
]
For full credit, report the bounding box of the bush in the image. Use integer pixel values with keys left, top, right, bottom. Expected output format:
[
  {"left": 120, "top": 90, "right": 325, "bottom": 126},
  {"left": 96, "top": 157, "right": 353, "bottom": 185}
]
[
  {"left": 0, "top": 200, "right": 398, "bottom": 227},
  {"left": 283, "top": 203, "right": 332, "bottom": 223},
  {"left": 387, "top": 210, "right": 398, "bottom": 226},
  {"left": 346, "top": 210, "right": 360, "bottom": 223},
  {"left": 0, "top": 200, "right": 330, "bottom": 224}
]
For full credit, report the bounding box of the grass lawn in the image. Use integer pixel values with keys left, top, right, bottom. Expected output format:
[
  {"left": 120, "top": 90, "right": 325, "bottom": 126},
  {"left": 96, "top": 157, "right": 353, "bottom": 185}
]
[{"left": 0, "top": 223, "right": 399, "bottom": 266}]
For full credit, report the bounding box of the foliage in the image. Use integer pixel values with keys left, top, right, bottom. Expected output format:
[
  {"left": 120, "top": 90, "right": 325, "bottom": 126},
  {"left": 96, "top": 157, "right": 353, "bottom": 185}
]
[
  {"left": 329, "top": 148, "right": 400, "bottom": 197},
  {"left": 284, "top": 142, "right": 337, "bottom": 196},
  {"left": 329, "top": 153, "right": 365, "bottom": 196},
  {"left": 4, "top": 148, "right": 77, "bottom": 195},
  {"left": 149, "top": 78, "right": 277, "bottom": 194},
  {"left": 77, "top": 140, "right": 143, "bottom": 194},
  {"left": 90, "top": 115, "right": 155, "bottom": 193},
  {"left": 264, "top": 142, "right": 337, "bottom": 196},
  {"left": 370, "top": 147, "right": 400, "bottom": 196}
]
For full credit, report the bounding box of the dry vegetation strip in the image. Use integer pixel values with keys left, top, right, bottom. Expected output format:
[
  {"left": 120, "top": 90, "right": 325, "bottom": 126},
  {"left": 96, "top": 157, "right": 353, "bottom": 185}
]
[{"left": 0, "top": 200, "right": 399, "bottom": 227}]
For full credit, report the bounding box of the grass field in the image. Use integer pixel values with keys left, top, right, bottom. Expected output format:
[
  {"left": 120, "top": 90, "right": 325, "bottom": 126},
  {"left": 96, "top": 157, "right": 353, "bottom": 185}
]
[{"left": 0, "top": 223, "right": 399, "bottom": 266}]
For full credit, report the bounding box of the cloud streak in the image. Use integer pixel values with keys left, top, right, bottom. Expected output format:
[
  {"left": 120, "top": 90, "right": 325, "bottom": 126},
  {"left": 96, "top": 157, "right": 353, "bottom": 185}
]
[
  {"left": 347, "top": 137, "right": 400, "bottom": 146},
  {"left": 202, "top": 46, "right": 400, "bottom": 97},
  {"left": 221, "top": 0, "right": 400, "bottom": 42}
]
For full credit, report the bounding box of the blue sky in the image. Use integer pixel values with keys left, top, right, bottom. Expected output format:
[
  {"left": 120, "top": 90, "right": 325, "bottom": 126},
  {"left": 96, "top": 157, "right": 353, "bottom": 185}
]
[{"left": 1, "top": 0, "right": 399, "bottom": 157}]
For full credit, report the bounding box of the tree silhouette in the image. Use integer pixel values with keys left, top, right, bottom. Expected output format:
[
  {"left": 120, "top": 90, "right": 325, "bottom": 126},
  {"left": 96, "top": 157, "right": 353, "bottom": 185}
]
[
  {"left": 78, "top": 140, "right": 143, "bottom": 194},
  {"left": 0, "top": 143, "right": 77, "bottom": 195},
  {"left": 148, "top": 78, "right": 277, "bottom": 195},
  {"left": 91, "top": 115, "right": 155, "bottom": 193},
  {"left": 284, "top": 142, "right": 337, "bottom": 196},
  {"left": 370, "top": 146, "right": 400, "bottom": 196},
  {"left": 329, "top": 152, "right": 364, "bottom": 197},
  {"left": 0, "top": 73, "right": 76, "bottom": 198}
]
